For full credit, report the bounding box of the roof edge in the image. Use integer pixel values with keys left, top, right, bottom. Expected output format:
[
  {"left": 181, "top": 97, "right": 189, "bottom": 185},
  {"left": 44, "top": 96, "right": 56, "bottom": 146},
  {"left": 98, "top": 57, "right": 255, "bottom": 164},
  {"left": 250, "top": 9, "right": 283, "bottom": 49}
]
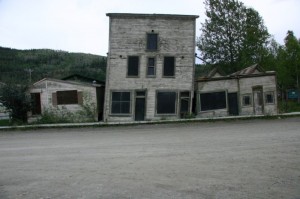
[{"left": 106, "top": 13, "right": 199, "bottom": 19}]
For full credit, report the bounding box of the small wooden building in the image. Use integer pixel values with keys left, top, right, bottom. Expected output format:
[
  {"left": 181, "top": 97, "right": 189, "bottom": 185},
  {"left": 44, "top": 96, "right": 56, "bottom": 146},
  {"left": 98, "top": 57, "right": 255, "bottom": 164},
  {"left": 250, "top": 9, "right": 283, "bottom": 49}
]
[
  {"left": 196, "top": 64, "right": 278, "bottom": 117},
  {"left": 28, "top": 78, "right": 105, "bottom": 122}
]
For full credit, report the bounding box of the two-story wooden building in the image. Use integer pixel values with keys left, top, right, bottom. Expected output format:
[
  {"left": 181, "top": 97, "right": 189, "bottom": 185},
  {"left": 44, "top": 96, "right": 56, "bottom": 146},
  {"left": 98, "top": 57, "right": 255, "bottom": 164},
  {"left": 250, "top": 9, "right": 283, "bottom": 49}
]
[{"left": 104, "top": 13, "right": 199, "bottom": 122}]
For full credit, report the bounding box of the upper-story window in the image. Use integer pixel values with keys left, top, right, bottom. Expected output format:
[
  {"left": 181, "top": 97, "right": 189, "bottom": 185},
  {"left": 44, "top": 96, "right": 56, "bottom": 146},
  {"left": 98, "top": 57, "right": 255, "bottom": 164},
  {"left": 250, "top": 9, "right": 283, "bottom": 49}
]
[
  {"left": 147, "top": 57, "right": 156, "bottom": 77},
  {"left": 147, "top": 33, "right": 158, "bottom": 51},
  {"left": 127, "top": 56, "right": 139, "bottom": 77},
  {"left": 163, "top": 56, "right": 175, "bottom": 77}
]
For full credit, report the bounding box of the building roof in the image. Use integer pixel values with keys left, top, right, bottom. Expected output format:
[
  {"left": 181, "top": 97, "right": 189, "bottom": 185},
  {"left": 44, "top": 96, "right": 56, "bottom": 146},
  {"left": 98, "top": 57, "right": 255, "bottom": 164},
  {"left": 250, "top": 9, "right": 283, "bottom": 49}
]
[
  {"left": 230, "top": 64, "right": 265, "bottom": 76},
  {"left": 106, "top": 13, "right": 199, "bottom": 19},
  {"left": 197, "top": 64, "right": 276, "bottom": 82},
  {"left": 32, "top": 78, "right": 103, "bottom": 88},
  {"left": 61, "top": 74, "right": 105, "bottom": 85}
]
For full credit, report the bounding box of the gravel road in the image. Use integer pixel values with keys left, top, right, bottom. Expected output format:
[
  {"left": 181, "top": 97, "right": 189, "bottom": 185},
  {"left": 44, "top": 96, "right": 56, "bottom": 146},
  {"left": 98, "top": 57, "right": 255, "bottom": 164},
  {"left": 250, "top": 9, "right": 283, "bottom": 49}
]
[{"left": 0, "top": 118, "right": 300, "bottom": 199}]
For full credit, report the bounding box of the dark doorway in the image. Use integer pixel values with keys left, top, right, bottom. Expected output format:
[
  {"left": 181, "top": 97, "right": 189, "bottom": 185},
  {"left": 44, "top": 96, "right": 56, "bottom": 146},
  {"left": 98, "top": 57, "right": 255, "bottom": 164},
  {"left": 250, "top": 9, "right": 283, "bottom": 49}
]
[
  {"left": 31, "top": 93, "right": 41, "bottom": 115},
  {"left": 228, "top": 92, "right": 239, "bottom": 116},
  {"left": 135, "top": 91, "right": 146, "bottom": 121}
]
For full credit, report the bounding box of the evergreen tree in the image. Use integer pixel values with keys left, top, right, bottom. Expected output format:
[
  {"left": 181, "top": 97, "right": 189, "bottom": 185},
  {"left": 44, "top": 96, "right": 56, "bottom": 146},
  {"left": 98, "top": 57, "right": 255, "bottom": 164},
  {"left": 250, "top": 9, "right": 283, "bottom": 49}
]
[{"left": 198, "top": 0, "right": 270, "bottom": 73}]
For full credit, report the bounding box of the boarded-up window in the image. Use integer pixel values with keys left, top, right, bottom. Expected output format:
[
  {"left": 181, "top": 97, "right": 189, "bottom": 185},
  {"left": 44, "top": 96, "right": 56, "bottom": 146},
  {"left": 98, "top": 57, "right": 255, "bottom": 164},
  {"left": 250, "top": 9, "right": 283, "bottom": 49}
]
[
  {"left": 157, "top": 91, "right": 177, "bottom": 114},
  {"left": 163, "top": 57, "right": 175, "bottom": 77},
  {"left": 200, "top": 91, "right": 226, "bottom": 111},
  {"left": 147, "top": 33, "right": 158, "bottom": 50},
  {"left": 147, "top": 57, "right": 155, "bottom": 76},
  {"left": 111, "top": 92, "right": 131, "bottom": 114},
  {"left": 127, "top": 56, "right": 139, "bottom": 77},
  {"left": 57, "top": 90, "right": 78, "bottom": 105}
]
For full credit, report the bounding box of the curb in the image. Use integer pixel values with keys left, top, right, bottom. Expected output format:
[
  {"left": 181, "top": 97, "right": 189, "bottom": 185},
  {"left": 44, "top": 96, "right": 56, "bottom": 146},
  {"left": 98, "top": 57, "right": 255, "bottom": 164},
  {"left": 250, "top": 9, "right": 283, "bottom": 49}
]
[{"left": 1, "top": 112, "right": 300, "bottom": 131}]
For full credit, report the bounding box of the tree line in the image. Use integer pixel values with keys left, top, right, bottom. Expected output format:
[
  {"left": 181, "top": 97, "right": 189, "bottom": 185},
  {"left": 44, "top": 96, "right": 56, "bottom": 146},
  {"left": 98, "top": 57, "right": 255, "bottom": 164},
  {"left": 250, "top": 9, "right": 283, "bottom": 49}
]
[{"left": 0, "top": 47, "right": 107, "bottom": 84}]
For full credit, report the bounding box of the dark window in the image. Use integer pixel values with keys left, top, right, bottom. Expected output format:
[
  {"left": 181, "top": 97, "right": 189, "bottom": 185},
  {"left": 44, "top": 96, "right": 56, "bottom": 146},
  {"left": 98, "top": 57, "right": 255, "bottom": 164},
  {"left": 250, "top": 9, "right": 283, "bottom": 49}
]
[
  {"left": 200, "top": 91, "right": 226, "bottom": 111},
  {"left": 242, "top": 95, "right": 251, "bottom": 106},
  {"left": 147, "top": 57, "right": 155, "bottom": 76},
  {"left": 147, "top": 33, "right": 158, "bottom": 50},
  {"left": 163, "top": 57, "right": 175, "bottom": 77},
  {"left": 111, "top": 92, "right": 131, "bottom": 114},
  {"left": 157, "top": 92, "right": 177, "bottom": 114},
  {"left": 265, "top": 92, "right": 274, "bottom": 104},
  {"left": 57, "top": 90, "right": 78, "bottom": 105},
  {"left": 127, "top": 56, "right": 139, "bottom": 77}
]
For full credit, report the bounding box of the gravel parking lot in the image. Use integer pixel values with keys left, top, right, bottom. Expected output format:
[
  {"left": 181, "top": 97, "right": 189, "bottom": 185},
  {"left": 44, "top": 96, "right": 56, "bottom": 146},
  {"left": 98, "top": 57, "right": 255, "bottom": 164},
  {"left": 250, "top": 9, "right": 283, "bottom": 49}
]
[{"left": 0, "top": 118, "right": 300, "bottom": 199}]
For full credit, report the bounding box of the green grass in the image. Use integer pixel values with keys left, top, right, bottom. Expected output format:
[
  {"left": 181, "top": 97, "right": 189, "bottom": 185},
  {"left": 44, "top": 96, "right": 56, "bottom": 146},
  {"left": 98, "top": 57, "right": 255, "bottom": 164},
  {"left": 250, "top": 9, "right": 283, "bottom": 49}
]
[
  {"left": 0, "top": 119, "right": 10, "bottom": 126},
  {"left": 279, "top": 101, "right": 300, "bottom": 113}
]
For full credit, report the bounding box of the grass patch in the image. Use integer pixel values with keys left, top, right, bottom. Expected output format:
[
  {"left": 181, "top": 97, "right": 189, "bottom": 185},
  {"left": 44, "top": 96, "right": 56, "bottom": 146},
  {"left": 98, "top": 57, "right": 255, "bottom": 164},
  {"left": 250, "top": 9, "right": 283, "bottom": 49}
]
[
  {"left": 279, "top": 101, "right": 300, "bottom": 113},
  {"left": 0, "top": 119, "right": 10, "bottom": 126}
]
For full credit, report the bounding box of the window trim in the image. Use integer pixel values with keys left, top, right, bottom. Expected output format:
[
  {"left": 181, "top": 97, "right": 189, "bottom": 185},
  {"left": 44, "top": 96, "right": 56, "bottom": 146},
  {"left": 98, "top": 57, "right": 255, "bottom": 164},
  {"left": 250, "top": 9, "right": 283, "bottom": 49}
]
[
  {"left": 146, "top": 57, "right": 156, "bottom": 77},
  {"left": 110, "top": 90, "right": 132, "bottom": 116},
  {"left": 127, "top": 56, "right": 140, "bottom": 78},
  {"left": 242, "top": 94, "right": 252, "bottom": 107},
  {"left": 163, "top": 56, "right": 176, "bottom": 78},
  {"left": 146, "top": 33, "right": 158, "bottom": 51},
  {"left": 156, "top": 90, "right": 178, "bottom": 115},
  {"left": 265, "top": 91, "right": 275, "bottom": 104}
]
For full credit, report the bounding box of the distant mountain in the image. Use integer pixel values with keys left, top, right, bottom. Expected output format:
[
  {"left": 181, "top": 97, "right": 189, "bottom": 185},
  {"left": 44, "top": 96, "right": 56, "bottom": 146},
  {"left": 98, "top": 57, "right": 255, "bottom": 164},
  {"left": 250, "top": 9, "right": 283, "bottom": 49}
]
[{"left": 0, "top": 47, "right": 106, "bottom": 84}]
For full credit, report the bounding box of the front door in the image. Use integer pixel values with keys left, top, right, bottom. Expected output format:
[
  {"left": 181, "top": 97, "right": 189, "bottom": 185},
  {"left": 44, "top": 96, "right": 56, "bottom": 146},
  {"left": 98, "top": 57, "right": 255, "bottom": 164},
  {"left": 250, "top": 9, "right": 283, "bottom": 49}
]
[
  {"left": 135, "top": 91, "right": 146, "bottom": 121},
  {"left": 253, "top": 88, "right": 264, "bottom": 115},
  {"left": 228, "top": 92, "right": 239, "bottom": 116}
]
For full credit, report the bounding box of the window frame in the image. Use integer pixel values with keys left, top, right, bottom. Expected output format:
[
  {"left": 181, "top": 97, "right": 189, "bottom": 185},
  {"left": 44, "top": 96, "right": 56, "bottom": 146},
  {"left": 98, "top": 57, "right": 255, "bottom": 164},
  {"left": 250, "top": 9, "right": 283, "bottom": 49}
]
[
  {"left": 146, "top": 33, "right": 158, "bottom": 51},
  {"left": 242, "top": 94, "right": 252, "bottom": 107},
  {"left": 146, "top": 57, "right": 156, "bottom": 77},
  {"left": 265, "top": 91, "right": 275, "bottom": 104},
  {"left": 163, "top": 56, "right": 175, "bottom": 77},
  {"left": 110, "top": 91, "right": 132, "bottom": 115},
  {"left": 156, "top": 91, "right": 178, "bottom": 115},
  {"left": 199, "top": 91, "right": 227, "bottom": 112},
  {"left": 127, "top": 56, "right": 139, "bottom": 77}
]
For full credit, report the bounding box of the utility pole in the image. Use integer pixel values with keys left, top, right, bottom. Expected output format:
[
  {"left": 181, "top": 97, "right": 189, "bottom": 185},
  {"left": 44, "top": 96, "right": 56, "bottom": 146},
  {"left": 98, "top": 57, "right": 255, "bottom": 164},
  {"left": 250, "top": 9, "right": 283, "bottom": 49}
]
[{"left": 24, "top": 69, "right": 34, "bottom": 83}]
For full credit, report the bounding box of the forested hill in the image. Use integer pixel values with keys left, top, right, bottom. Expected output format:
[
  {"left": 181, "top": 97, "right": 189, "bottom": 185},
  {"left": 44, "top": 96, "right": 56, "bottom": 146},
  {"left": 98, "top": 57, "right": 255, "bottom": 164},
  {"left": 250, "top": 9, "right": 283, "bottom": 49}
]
[{"left": 0, "top": 47, "right": 106, "bottom": 84}]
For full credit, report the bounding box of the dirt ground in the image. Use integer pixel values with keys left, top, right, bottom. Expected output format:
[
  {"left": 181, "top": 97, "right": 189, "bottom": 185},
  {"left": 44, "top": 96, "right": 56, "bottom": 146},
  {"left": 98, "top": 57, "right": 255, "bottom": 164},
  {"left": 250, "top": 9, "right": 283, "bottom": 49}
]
[{"left": 0, "top": 118, "right": 300, "bottom": 199}]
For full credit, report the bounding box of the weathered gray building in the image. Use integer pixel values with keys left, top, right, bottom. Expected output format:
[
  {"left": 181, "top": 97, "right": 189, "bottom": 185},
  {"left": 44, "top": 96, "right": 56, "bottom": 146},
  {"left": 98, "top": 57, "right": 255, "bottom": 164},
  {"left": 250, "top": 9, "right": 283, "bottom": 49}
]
[
  {"left": 28, "top": 78, "right": 105, "bottom": 123},
  {"left": 104, "top": 13, "right": 198, "bottom": 122},
  {"left": 196, "top": 64, "right": 278, "bottom": 117}
]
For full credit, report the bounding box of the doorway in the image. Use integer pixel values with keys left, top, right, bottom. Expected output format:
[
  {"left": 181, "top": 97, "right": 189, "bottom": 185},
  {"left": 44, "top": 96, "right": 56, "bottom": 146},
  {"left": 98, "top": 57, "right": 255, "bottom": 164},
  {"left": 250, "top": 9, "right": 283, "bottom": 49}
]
[
  {"left": 228, "top": 92, "right": 239, "bottom": 116},
  {"left": 253, "top": 87, "right": 264, "bottom": 115},
  {"left": 135, "top": 91, "right": 146, "bottom": 121},
  {"left": 31, "top": 93, "right": 41, "bottom": 115}
]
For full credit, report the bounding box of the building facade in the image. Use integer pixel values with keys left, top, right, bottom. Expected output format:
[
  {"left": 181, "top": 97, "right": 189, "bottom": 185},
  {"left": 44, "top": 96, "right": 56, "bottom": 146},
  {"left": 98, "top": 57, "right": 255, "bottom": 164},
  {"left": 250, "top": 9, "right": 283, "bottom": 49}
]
[
  {"left": 196, "top": 65, "right": 278, "bottom": 117},
  {"left": 104, "top": 13, "right": 198, "bottom": 122}
]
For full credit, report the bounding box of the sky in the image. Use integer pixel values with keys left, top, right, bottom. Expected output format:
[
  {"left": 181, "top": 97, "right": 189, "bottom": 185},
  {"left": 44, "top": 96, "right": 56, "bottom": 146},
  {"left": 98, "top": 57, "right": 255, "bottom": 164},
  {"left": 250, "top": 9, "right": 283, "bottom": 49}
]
[{"left": 0, "top": 0, "right": 299, "bottom": 56}]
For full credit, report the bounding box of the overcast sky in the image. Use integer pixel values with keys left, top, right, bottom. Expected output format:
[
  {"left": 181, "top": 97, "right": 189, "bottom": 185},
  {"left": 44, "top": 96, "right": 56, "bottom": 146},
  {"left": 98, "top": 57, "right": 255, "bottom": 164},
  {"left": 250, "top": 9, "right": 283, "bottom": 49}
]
[{"left": 0, "top": 0, "right": 299, "bottom": 56}]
